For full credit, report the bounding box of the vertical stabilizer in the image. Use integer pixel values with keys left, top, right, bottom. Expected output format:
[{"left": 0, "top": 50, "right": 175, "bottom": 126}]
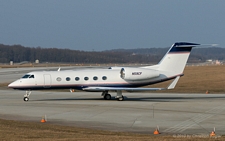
[{"left": 158, "top": 42, "right": 200, "bottom": 74}]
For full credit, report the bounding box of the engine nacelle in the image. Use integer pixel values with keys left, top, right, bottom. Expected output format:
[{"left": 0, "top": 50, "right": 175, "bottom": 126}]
[{"left": 120, "top": 67, "right": 159, "bottom": 81}]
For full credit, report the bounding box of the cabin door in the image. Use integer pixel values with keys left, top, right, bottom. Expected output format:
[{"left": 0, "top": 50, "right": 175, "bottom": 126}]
[{"left": 43, "top": 74, "right": 51, "bottom": 88}]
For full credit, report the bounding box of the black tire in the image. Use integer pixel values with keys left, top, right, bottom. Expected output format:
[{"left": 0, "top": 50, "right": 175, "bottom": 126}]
[
  {"left": 104, "top": 94, "right": 111, "bottom": 100},
  {"left": 24, "top": 97, "right": 29, "bottom": 102}
]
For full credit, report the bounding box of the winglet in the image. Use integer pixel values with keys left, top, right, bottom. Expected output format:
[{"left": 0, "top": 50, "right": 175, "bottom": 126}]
[{"left": 167, "top": 76, "right": 180, "bottom": 89}]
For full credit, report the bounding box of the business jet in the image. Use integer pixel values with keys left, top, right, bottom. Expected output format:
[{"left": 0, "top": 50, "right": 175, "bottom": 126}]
[{"left": 8, "top": 42, "right": 200, "bottom": 102}]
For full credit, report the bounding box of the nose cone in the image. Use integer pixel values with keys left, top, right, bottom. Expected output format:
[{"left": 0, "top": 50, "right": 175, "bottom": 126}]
[
  {"left": 8, "top": 80, "right": 19, "bottom": 89},
  {"left": 8, "top": 82, "right": 15, "bottom": 88}
]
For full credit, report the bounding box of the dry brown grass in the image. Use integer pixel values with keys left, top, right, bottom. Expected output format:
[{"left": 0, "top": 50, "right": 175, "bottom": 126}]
[
  {"left": 0, "top": 119, "right": 223, "bottom": 141},
  {"left": 150, "top": 65, "right": 225, "bottom": 93}
]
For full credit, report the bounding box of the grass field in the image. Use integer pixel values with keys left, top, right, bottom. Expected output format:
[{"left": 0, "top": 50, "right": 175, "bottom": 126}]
[
  {"left": 150, "top": 65, "right": 225, "bottom": 93},
  {"left": 0, "top": 65, "right": 225, "bottom": 140},
  {"left": 0, "top": 119, "right": 223, "bottom": 141}
]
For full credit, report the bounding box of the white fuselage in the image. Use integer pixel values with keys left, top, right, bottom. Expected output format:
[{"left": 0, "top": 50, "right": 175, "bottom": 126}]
[{"left": 8, "top": 67, "right": 179, "bottom": 90}]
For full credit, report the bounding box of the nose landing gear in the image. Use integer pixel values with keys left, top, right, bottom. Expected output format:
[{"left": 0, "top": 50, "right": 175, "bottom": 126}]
[{"left": 24, "top": 90, "right": 31, "bottom": 102}]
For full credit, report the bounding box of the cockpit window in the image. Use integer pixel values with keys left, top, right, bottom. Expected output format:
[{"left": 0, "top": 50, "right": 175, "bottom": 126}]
[
  {"left": 29, "top": 75, "right": 34, "bottom": 78},
  {"left": 22, "top": 74, "right": 30, "bottom": 78},
  {"left": 22, "top": 74, "right": 34, "bottom": 79}
]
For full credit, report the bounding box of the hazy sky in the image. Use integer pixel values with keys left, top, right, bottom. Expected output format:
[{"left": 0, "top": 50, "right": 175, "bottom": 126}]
[{"left": 0, "top": 0, "right": 224, "bottom": 51}]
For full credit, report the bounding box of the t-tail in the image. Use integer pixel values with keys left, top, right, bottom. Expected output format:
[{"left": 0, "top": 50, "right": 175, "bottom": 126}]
[{"left": 157, "top": 42, "right": 200, "bottom": 74}]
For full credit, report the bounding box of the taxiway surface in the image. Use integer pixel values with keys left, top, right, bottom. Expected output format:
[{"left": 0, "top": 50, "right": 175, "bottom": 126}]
[
  {"left": 1, "top": 67, "right": 225, "bottom": 135},
  {"left": 1, "top": 90, "right": 225, "bottom": 135}
]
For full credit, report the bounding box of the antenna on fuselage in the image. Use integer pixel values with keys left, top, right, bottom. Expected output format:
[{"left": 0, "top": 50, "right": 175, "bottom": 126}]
[{"left": 57, "top": 67, "right": 61, "bottom": 71}]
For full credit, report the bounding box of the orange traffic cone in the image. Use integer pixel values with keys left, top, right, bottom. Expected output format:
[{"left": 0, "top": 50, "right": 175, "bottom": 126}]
[
  {"left": 210, "top": 131, "right": 215, "bottom": 136},
  {"left": 206, "top": 90, "right": 209, "bottom": 94},
  {"left": 153, "top": 126, "right": 160, "bottom": 134},
  {"left": 210, "top": 127, "right": 216, "bottom": 136},
  {"left": 40, "top": 116, "right": 46, "bottom": 123}
]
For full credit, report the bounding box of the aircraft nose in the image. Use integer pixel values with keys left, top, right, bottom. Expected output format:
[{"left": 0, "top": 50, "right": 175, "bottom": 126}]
[
  {"left": 8, "top": 81, "right": 20, "bottom": 88},
  {"left": 8, "top": 82, "right": 15, "bottom": 88}
]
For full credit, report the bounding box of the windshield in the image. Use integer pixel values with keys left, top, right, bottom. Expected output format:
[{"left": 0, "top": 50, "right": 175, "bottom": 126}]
[
  {"left": 21, "top": 74, "right": 34, "bottom": 79},
  {"left": 22, "top": 74, "right": 30, "bottom": 78}
]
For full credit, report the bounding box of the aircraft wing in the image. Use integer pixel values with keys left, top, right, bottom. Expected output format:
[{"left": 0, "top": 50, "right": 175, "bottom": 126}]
[
  {"left": 83, "top": 87, "right": 165, "bottom": 91},
  {"left": 83, "top": 76, "right": 180, "bottom": 92}
]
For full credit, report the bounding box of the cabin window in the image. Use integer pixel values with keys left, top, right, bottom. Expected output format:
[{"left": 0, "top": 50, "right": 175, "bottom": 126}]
[
  {"left": 22, "top": 74, "right": 30, "bottom": 78},
  {"left": 29, "top": 75, "right": 34, "bottom": 78},
  {"left": 56, "top": 77, "right": 62, "bottom": 82},
  {"left": 102, "top": 76, "right": 107, "bottom": 80},
  {"left": 84, "top": 77, "right": 89, "bottom": 81},
  {"left": 66, "top": 77, "right": 71, "bottom": 81},
  {"left": 93, "top": 76, "right": 98, "bottom": 80},
  {"left": 75, "top": 77, "right": 80, "bottom": 81}
]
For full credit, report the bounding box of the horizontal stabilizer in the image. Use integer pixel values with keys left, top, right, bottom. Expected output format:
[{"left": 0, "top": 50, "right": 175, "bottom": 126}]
[{"left": 173, "top": 42, "right": 200, "bottom": 48}]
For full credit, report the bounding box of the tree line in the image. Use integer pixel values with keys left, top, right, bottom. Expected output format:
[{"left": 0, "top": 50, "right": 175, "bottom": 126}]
[{"left": 0, "top": 44, "right": 224, "bottom": 64}]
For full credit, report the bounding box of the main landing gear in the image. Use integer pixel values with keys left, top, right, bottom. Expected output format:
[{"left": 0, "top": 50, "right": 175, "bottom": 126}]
[
  {"left": 24, "top": 90, "right": 31, "bottom": 102},
  {"left": 102, "top": 91, "right": 111, "bottom": 100},
  {"left": 101, "top": 90, "right": 124, "bottom": 101},
  {"left": 115, "top": 90, "right": 124, "bottom": 101}
]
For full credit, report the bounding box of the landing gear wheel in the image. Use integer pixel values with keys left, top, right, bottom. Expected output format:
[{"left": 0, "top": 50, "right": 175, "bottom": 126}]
[
  {"left": 117, "top": 96, "right": 124, "bottom": 101},
  {"left": 24, "top": 90, "right": 31, "bottom": 102},
  {"left": 104, "top": 94, "right": 111, "bottom": 100},
  {"left": 24, "top": 97, "right": 29, "bottom": 102}
]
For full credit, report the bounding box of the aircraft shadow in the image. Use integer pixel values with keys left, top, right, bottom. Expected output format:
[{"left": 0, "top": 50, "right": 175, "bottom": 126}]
[
  {"left": 33, "top": 95, "right": 225, "bottom": 102},
  {"left": 125, "top": 96, "right": 225, "bottom": 102}
]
